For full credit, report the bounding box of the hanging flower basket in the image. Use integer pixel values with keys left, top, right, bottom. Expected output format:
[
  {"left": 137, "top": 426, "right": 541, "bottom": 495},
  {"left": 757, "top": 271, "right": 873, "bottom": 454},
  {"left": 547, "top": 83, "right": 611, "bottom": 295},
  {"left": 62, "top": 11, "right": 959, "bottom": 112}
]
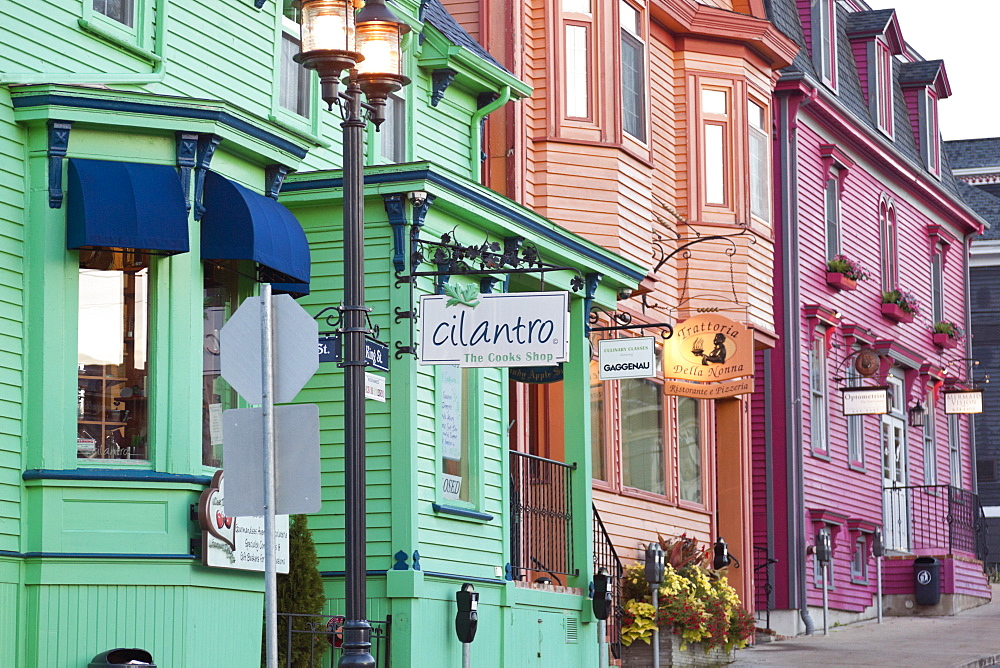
[{"left": 826, "top": 272, "right": 857, "bottom": 291}]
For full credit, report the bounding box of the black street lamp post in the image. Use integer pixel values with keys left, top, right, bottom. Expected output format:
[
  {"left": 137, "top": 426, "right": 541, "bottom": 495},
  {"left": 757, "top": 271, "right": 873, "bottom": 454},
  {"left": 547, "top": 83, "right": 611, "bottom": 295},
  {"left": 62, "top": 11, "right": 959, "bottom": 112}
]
[{"left": 296, "top": 2, "right": 409, "bottom": 666}]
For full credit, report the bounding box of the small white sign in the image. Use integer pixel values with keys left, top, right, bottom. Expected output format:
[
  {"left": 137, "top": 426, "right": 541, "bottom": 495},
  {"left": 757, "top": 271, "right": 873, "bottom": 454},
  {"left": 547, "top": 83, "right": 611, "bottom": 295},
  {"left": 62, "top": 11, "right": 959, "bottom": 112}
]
[
  {"left": 841, "top": 387, "right": 890, "bottom": 415},
  {"left": 198, "top": 472, "right": 289, "bottom": 573},
  {"left": 944, "top": 390, "right": 983, "bottom": 414},
  {"left": 598, "top": 337, "right": 656, "bottom": 380},
  {"left": 209, "top": 402, "right": 224, "bottom": 445},
  {"left": 442, "top": 473, "right": 463, "bottom": 500},
  {"left": 365, "top": 372, "right": 386, "bottom": 402},
  {"left": 419, "top": 291, "right": 568, "bottom": 367}
]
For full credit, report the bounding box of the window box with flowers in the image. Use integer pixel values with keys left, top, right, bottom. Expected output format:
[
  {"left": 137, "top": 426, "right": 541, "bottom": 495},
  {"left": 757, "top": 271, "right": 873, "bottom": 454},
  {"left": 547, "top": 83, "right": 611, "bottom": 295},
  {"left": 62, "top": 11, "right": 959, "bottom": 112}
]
[
  {"left": 880, "top": 290, "right": 920, "bottom": 323},
  {"left": 932, "top": 321, "right": 963, "bottom": 349},
  {"left": 826, "top": 255, "right": 870, "bottom": 291},
  {"left": 620, "top": 536, "right": 755, "bottom": 665}
]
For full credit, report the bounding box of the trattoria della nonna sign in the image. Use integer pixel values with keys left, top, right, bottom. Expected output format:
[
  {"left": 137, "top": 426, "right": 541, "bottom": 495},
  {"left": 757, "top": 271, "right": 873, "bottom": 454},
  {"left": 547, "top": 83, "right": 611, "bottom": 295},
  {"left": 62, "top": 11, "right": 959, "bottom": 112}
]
[
  {"left": 662, "top": 313, "right": 754, "bottom": 398},
  {"left": 419, "top": 289, "right": 568, "bottom": 367}
]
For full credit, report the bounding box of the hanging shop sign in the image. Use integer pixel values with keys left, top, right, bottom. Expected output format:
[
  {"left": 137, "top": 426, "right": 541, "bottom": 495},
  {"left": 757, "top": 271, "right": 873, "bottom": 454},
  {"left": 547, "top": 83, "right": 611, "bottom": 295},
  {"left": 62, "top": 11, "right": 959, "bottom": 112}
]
[
  {"left": 840, "top": 386, "right": 890, "bottom": 415},
  {"left": 197, "top": 471, "right": 289, "bottom": 573},
  {"left": 598, "top": 337, "right": 656, "bottom": 380},
  {"left": 662, "top": 314, "right": 753, "bottom": 397},
  {"left": 509, "top": 364, "right": 564, "bottom": 384},
  {"left": 419, "top": 291, "right": 568, "bottom": 367},
  {"left": 943, "top": 389, "right": 984, "bottom": 414}
]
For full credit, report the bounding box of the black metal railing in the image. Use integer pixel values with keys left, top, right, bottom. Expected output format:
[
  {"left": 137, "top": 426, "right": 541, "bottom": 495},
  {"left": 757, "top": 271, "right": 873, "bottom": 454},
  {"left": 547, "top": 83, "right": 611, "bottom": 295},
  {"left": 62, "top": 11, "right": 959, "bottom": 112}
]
[
  {"left": 277, "top": 610, "right": 390, "bottom": 668},
  {"left": 752, "top": 545, "right": 776, "bottom": 631},
  {"left": 883, "top": 485, "right": 988, "bottom": 563},
  {"left": 510, "top": 450, "right": 578, "bottom": 582},
  {"left": 593, "top": 503, "right": 624, "bottom": 659}
]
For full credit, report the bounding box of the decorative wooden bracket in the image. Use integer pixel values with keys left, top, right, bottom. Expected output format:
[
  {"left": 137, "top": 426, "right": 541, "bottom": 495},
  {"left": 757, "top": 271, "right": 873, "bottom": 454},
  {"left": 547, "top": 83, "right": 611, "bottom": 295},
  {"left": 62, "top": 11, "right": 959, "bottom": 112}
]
[
  {"left": 175, "top": 131, "right": 199, "bottom": 212},
  {"left": 47, "top": 120, "right": 73, "bottom": 209},
  {"left": 193, "top": 134, "right": 222, "bottom": 221}
]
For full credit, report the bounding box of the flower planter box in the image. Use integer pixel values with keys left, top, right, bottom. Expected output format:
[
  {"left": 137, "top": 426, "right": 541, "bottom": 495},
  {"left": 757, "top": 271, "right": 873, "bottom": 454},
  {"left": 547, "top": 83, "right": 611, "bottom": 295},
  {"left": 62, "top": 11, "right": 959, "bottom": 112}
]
[
  {"left": 621, "top": 628, "right": 735, "bottom": 667},
  {"left": 933, "top": 333, "right": 958, "bottom": 349},
  {"left": 826, "top": 272, "right": 857, "bottom": 291},
  {"left": 880, "top": 302, "right": 914, "bottom": 323}
]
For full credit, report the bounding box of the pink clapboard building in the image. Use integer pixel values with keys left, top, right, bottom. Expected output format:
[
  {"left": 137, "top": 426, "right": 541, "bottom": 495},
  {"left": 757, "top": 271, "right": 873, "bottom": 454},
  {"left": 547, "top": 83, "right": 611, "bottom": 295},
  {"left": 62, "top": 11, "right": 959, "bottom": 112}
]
[{"left": 754, "top": 0, "right": 991, "bottom": 635}]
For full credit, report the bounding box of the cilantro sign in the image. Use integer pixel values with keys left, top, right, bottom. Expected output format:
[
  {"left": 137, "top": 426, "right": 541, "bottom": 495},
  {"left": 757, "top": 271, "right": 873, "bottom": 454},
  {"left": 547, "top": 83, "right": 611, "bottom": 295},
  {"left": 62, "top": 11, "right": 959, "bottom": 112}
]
[{"left": 419, "top": 290, "right": 568, "bottom": 367}]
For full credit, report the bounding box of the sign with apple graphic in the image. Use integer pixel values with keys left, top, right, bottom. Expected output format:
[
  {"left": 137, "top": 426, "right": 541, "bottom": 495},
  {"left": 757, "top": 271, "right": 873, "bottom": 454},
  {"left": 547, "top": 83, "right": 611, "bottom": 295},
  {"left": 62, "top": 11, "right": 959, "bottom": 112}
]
[{"left": 197, "top": 470, "right": 289, "bottom": 573}]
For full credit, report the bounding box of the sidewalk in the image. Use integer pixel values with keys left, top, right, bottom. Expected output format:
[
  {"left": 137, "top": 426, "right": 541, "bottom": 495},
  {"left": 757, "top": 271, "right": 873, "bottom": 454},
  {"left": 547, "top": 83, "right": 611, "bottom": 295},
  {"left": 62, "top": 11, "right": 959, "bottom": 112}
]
[{"left": 731, "top": 585, "right": 1000, "bottom": 668}]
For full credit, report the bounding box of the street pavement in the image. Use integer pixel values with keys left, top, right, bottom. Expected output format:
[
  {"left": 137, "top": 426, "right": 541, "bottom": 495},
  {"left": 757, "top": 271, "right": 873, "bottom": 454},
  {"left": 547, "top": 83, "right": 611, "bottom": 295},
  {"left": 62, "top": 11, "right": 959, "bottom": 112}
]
[{"left": 731, "top": 585, "right": 1000, "bottom": 667}]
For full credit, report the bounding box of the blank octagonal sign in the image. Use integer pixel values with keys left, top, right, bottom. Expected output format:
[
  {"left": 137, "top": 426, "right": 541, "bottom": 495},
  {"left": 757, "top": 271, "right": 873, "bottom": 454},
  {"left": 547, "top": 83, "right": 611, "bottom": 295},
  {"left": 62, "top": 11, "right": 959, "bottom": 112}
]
[{"left": 220, "top": 295, "right": 319, "bottom": 405}]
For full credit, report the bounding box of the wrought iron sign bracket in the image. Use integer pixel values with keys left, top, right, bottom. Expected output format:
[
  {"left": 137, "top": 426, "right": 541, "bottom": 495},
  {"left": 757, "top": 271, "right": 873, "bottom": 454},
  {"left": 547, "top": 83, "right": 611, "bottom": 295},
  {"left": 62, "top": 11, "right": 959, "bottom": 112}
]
[
  {"left": 314, "top": 305, "right": 389, "bottom": 354},
  {"left": 587, "top": 306, "right": 674, "bottom": 340}
]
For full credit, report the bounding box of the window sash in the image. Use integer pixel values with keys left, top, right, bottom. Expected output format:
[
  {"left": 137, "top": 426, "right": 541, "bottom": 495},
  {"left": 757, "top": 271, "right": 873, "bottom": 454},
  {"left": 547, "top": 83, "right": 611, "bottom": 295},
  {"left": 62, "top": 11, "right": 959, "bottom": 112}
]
[
  {"left": 677, "top": 396, "right": 702, "bottom": 504},
  {"left": 810, "top": 338, "right": 829, "bottom": 454},
  {"left": 824, "top": 177, "right": 840, "bottom": 258},
  {"left": 280, "top": 29, "right": 311, "bottom": 118},
  {"left": 931, "top": 252, "right": 944, "bottom": 323},
  {"left": 620, "top": 376, "right": 665, "bottom": 495},
  {"left": 565, "top": 24, "right": 590, "bottom": 119},
  {"left": 93, "top": 0, "right": 134, "bottom": 28},
  {"left": 621, "top": 31, "right": 645, "bottom": 141},
  {"left": 749, "top": 101, "right": 769, "bottom": 221},
  {"left": 379, "top": 94, "right": 406, "bottom": 163},
  {"left": 440, "top": 365, "right": 472, "bottom": 502},
  {"left": 949, "top": 416, "right": 961, "bottom": 488},
  {"left": 590, "top": 356, "right": 608, "bottom": 482},
  {"left": 923, "top": 404, "right": 937, "bottom": 486},
  {"left": 846, "top": 372, "right": 864, "bottom": 465}
]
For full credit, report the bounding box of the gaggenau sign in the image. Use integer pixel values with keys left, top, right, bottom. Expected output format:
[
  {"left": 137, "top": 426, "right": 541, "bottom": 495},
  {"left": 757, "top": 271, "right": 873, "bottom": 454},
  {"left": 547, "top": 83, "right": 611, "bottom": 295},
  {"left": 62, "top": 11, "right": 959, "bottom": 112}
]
[{"left": 419, "top": 291, "right": 569, "bottom": 367}]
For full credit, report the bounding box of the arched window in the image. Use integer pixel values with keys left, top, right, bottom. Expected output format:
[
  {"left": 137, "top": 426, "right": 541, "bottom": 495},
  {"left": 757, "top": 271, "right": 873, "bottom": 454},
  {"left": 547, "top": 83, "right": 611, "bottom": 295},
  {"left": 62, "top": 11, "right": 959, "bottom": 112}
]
[{"left": 879, "top": 196, "right": 898, "bottom": 291}]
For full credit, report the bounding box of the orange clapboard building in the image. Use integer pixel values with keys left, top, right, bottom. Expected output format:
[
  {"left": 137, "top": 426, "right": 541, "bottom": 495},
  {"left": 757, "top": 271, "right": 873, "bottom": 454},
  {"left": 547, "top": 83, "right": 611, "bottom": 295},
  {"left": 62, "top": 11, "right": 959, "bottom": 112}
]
[{"left": 442, "top": 0, "right": 797, "bottom": 609}]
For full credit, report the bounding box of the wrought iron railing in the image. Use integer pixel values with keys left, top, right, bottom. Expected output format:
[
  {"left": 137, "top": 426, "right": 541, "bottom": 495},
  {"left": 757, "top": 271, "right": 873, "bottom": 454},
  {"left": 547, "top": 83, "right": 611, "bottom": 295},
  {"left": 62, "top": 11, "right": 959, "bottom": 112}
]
[
  {"left": 510, "top": 450, "right": 578, "bottom": 582},
  {"left": 752, "top": 545, "right": 776, "bottom": 631},
  {"left": 276, "top": 610, "right": 390, "bottom": 668},
  {"left": 593, "top": 503, "right": 623, "bottom": 659},
  {"left": 883, "top": 485, "right": 988, "bottom": 564}
]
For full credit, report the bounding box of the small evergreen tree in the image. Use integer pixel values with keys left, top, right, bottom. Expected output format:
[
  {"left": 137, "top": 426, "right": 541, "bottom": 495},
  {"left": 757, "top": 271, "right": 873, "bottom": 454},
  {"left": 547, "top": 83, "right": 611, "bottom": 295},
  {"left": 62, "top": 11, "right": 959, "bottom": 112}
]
[{"left": 263, "top": 514, "right": 327, "bottom": 667}]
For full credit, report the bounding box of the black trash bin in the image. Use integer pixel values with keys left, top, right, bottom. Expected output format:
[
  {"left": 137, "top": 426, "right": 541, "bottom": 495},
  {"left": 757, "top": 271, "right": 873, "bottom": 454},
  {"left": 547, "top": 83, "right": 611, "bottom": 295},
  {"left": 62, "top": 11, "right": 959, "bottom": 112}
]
[
  {"left": 89, "top": 648, "right": 155, "bottom": 667},
  {"left": 914, "top": 556, "right": 941, "bottom": 606}
]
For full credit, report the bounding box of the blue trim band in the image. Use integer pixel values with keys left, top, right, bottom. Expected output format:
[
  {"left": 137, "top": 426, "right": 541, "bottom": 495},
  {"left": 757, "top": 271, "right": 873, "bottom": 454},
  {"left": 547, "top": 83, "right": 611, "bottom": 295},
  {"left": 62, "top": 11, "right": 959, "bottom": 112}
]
[
  {"left": 2, "top": 551, "right": 195, "bottom": 559},
  {"left": 12, "top": 94, "right": 309, "bottom": 159},
  {"left": 320, "top": 570, "right": 507, "bottom": 587},
  {"left": 432, "top": 503, "right": 494, "bottom": 522},
  {"left": 320, "top": 570, "right": 390, "bottom": 578},
  {"left": 283, "top": 167, "right": 646, "bottom": 282},
  {"left": 23, "top": 469, "right": 213, "bottom": 484}
]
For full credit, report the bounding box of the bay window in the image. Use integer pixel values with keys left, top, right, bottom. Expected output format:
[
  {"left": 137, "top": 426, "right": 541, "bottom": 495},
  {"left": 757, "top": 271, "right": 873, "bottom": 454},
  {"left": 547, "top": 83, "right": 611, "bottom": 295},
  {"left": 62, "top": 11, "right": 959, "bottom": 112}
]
[
  {"left": 77, "top": 251, "right": 150, "bottom": 460},
  {"left": 620, "top": 0, "right": 646, "bottom": 142},
  {"left": 748, "top": 99, "right": 770, "bottom": 222},
  {"left": 702, "top": 88, "right": 729, "bottom": 206},
  {"left": 563, "top": 0, "right": 593, "bottom": 121}
]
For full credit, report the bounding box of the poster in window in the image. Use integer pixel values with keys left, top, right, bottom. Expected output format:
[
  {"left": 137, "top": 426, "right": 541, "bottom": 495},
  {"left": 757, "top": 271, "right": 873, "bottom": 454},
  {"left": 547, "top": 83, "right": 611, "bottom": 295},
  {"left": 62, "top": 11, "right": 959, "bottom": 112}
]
[{"left": 440, "top": 365, "right": 462, "bottom": 461}]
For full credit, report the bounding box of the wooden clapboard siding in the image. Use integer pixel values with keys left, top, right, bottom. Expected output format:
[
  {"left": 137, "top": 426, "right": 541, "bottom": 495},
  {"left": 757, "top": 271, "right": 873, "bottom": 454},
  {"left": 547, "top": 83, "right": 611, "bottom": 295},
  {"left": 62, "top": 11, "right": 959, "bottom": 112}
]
[{"left": 0, "top": 98, "right": 24, "bottom": 555}]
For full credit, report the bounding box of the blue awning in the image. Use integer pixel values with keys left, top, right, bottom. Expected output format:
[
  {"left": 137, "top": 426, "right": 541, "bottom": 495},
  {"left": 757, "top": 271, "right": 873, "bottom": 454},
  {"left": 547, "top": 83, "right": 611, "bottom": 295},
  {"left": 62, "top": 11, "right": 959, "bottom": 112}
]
[
  {"left": 201, "top": 171, "right": 310, "bottom": 287},
  {"left": 67, "top": 158, "right": 189, "bottom": 254},
  {"left": 271, "top": 282, "right": 310, "bottom": 298}
]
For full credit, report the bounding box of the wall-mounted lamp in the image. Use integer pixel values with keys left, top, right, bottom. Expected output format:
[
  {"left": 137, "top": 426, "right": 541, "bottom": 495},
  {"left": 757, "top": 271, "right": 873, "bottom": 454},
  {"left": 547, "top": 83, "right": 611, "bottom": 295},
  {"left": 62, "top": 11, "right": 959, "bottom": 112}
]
[{"left": 908, "top": 401, "right": 927, "bottom": 428}]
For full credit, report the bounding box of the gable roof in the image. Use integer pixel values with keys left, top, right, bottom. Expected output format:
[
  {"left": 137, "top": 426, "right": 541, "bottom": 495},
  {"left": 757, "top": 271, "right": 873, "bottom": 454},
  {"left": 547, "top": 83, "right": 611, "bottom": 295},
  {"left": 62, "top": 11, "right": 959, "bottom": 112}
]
[
  {"left": 418, "top": 0, "right": 507, "bottom": 73},
  {"left": 944, "top": 138, "right": 1000, "bottom": 171}
]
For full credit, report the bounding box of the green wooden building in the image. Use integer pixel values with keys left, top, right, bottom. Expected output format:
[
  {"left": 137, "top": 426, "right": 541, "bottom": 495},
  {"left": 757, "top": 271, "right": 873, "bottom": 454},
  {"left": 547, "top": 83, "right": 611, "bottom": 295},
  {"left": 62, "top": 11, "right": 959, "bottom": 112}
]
[{"left": 0, "top": 0, "right": 646, "bottom": 665}]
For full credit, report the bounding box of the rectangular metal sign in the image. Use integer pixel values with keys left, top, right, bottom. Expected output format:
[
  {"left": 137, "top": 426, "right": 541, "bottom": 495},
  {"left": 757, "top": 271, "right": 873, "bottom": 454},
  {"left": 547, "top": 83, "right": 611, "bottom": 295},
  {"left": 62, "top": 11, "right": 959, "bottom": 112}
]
[
  {"left": 841, "top": 386, "right": 890, "bottom": 415},
  {"left": 419, "top": 291, "right": 569, "bottom": 367},
  {"left": 318, "top": 335, "right": 390, "bottom": 372},
  {"left": 598, "top": 337, "right": 656, "bottom": 380},
  {"left": 944, "top": 390, "right": 983, "bottom": 414},
  {"left": 365, "top": 372, "right": 386, "bottom": 402}
]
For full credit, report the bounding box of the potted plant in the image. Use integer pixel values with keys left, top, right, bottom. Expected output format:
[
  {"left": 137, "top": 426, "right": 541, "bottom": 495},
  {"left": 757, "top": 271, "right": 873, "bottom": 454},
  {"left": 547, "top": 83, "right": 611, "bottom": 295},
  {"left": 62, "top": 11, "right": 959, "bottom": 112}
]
[
  {"left": 932, "top": 321, "right": 963, "bottom": 349},
  {"left": 620, "top": 535, "right": 755, "bottom": 664},
  {"left": 826, "top": 255, "right": 870, "bottom": 291},
  {"left": 881, "top": 289, "right": 920, "bottom": 323}
]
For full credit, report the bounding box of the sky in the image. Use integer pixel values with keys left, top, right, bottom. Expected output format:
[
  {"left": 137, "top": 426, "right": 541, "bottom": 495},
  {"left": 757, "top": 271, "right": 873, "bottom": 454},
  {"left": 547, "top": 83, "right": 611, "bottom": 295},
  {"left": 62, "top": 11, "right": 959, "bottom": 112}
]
[{"left": 864, "top": 0, "right": 1000, "bottom": 141}]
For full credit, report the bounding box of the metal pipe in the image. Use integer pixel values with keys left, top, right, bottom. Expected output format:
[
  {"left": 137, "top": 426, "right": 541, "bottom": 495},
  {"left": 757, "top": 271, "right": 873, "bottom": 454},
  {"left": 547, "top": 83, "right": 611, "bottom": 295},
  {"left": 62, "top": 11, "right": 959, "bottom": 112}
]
[
  {"left": 261, "top": 284, "right": 278, "bottom": 668},
  {"left": 339, "top": 79, "right": 375, "bottom": 668},
  {"left": 651, "top": 586, "right": 660, "bottom": 667},
  {"left": 469, "top": 85, "right": 511, "bottom": 179},
  {"left": 877, "top": 556, "right": 883, "bottom": 624},
  {"left": 598, "top": 619, "right": 608, "bottom": 668},
  {"left": 462, "top": 642, "right": 471, "bottom": 668},
  {"left": 821, "top": 562, "right": 829, "bottom": 636}
]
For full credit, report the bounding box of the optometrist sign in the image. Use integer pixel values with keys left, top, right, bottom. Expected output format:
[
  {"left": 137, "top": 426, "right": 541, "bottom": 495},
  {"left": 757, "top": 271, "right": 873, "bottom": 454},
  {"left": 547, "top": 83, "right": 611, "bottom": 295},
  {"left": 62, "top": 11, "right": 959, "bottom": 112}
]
[
  {"left": 840, "top": 386, "right": 890, "bottom": 415},
  {"left": 419, "top": 291, "right": 568, "bottom": 367},
  {"left": 662, "top": 313, "right": 754, "bottom": 397}
]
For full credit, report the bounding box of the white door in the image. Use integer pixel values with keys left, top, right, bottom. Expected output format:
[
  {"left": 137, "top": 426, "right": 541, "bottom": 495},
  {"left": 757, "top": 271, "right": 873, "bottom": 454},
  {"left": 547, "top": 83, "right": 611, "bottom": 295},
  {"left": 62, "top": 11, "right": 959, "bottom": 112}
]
[{"left": 882, "top": 375, "right": 909, "bottom": 550}]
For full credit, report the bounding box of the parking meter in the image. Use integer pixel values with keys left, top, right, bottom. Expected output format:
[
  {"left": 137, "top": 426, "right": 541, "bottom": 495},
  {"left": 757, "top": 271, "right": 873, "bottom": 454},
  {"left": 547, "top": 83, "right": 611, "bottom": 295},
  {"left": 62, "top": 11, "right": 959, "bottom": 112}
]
[
  {"left": 592, "top": 568, "right": 612, "bottom": 621},
  {"left": 455, "top": 583, "right": 479, "bottom": 644},
  {"left": 713, "top": 537, "right": 731, "bottom": 570},
  {"left": 872, "top": 528, "right": 884, "bottom": 558},
  {"left": 815, "top": 528, "right": 832, "bottom": 564},
  {"left": 644, "top": 543, "right": 665, "bottom": 585}
]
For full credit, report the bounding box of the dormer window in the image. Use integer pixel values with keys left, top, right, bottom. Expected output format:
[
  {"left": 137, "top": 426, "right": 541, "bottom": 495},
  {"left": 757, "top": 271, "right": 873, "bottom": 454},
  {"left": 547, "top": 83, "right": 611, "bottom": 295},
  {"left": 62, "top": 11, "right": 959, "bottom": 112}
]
[
  {"left": 813, "top": 0, "right": 837, "bottom": 88},
  {"left": 873, "top": 39, "right": 893, "bottom": 136},
  {"left": 921, "top": 88, "right": 941, "bottom": 175}
]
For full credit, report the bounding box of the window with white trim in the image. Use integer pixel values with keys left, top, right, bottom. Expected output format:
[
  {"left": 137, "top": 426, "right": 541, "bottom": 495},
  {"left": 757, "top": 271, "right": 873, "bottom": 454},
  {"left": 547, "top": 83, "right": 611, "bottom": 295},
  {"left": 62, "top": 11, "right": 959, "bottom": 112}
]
[
  {"left": 620, "top": 0, "right": 646, "bottom": 142},
  {"left": 874, "top": 40, "right": 893, "bottom": 136},
  {"left": 813, "top": 0, "right": 837, "bottom": 87},
  {"left": 850, "top": 536, "right": 868, "bottom": 582},
  {"left": 677, "top": 396, "right": 702, "bottom": 504},
  {"left": 846, "top": 370, "right": 864, "bottom": 466},
  {"left": 702, "top": 88, "right": 729, "bottom": 206},
  {"left": 949, "top": 415, "right": 962, "bottom": 488},
  {"left": 923, "top": 396, "right": 937, "bottom": 486},
  {"left": 93, "top": 0, "right": 133, "bottom": 27},
  {"left": 621, "top": 348, "right": 666, "bottom": 495},
  {"left": 810, "top": 335, "right": 830, "bottom": 456},
  {"left": 824, "top": 176, "right": 840, "bottom": 259},
  {"left": 280, "top": 3, "right": 312, "bottom": 118},
  {"left": 921, "top": 88, "right": 941, "bottom": 175},
  {"left": 439, "top": 365, "right": 475, "bottom": 503},
  {"left": 379, "top": 94, "right": 407, "bottom": 163},
  {"left": 879, "top": 197, "right": 898, "bottom": 291},
  {"left": 748, "top": 99, "right": 770, "bottom": 222},
  {"left": 931, "top": 247, "right": 944, "bottom": 323},
  {"left": 563, "top": 0, "right": 592, "bottom": 120}
]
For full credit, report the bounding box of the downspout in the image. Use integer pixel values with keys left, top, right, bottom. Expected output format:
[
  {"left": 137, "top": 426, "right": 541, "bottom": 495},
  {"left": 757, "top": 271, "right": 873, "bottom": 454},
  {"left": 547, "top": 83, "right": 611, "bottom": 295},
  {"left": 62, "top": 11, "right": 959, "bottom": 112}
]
[
  {"left": 470, "top": 85, "right": 511, "bottom": 181},
  {"left": 778, "top": 90, "right": 814, "bottom": 635},
  {"left": 0, "top": 0, "right": 168, "bottom": 85},
  {"left": 965, "top": 233, "right": 978, "bottom": 493}
]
